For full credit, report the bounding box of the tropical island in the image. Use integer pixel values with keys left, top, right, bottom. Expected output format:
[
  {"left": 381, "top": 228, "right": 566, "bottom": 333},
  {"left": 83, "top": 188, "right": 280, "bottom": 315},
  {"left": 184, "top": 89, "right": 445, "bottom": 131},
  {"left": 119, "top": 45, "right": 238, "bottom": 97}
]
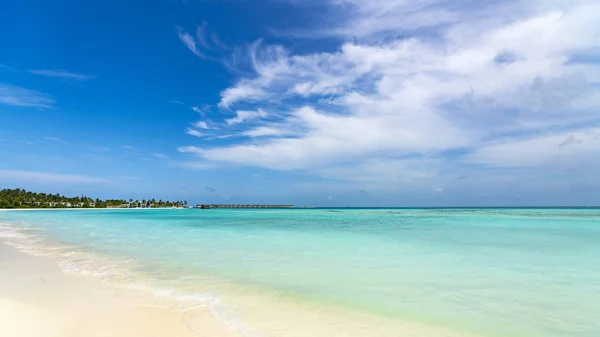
[{"left": 0, "top": 188, "right": 187, "bottom": 209}]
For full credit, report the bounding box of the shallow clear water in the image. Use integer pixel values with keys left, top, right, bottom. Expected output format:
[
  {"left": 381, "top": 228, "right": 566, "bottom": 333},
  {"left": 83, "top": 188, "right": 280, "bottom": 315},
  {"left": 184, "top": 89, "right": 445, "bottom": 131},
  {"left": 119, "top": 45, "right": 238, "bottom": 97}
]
[{"left": 1, "top": 208, "right": 599, "bottom": 337}]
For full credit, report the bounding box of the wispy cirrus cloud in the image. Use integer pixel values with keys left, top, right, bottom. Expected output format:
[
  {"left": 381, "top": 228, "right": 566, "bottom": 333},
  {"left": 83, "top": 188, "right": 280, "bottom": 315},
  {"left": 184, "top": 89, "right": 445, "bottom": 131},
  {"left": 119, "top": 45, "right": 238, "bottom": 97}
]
[
  {"left": 173, "top": 160, "right": 216, "bottom": 170},
  {"left": 44, "top": 136, "right": 62, "bottom": 142},
  {"left": 0, "top": 83, "right": 55, "bottom": 108},
  {"left": 186, "top": 128, "right": 205, "bottom": 138},
  {"left": 153, "top": 153, "right": 170, "bottom": 160},
  {"left": 0, "top": 63, "right": 18, "bottom": 72},
  {"left": 91, "top": 146, "right": 110, "bottom": 152},
  {"left": 178, "top": 26, "right": 207, "bottom": 59},
  {"left": 0, "top": 169, "right": 107, "bottom": 183},
  {"left": 29, "top": 69, "right": 95, "bottom": 81},
  {"left": 177, "top": 22, "right": 231, "bottom": 62},
  {"left": 184, "top": 120, "right": 214, "bottom": 138},
  {"left": 195, "top": 22, "right": 215, "bottom": 51}
]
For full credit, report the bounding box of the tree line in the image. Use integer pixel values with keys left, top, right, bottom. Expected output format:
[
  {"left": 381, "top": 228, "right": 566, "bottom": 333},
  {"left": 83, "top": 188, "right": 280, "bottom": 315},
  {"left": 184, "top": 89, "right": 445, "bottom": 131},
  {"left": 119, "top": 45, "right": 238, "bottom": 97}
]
[{"left": 0, "top": 188, "right": 187, "bottom": 209}]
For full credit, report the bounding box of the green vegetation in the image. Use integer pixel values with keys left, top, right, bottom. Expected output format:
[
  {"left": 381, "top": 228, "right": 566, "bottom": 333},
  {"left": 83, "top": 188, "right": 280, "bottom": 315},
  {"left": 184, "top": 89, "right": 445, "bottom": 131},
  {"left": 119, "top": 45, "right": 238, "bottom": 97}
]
[{"left": 0, "top": 188, "right": 188, "bottom": 209}]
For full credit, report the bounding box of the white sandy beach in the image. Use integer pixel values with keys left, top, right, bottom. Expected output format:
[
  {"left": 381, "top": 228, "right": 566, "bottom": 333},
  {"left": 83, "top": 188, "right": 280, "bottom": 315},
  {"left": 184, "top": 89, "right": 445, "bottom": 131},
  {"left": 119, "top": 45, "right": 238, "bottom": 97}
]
[
  {"left": 0, "top": 241, "right": 241, "bottom": 337},
  {"left": 0, "top": 215, "right": 483, "bottom": 337}
]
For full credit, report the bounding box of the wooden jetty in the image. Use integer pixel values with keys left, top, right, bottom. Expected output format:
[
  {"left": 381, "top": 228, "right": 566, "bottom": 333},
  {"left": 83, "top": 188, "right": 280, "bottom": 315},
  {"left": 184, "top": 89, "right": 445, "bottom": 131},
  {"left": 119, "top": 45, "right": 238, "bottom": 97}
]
[{"left": 195, "top": 204, "right": 294, "bottom": 209}]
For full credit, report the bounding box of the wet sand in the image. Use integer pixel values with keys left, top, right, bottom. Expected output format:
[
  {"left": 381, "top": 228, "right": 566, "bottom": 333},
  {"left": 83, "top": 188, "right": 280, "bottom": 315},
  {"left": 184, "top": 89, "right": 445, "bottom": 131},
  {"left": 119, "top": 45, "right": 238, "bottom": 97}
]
[{"left": 0, "top": 241, "right": 241, "bottom": 337}]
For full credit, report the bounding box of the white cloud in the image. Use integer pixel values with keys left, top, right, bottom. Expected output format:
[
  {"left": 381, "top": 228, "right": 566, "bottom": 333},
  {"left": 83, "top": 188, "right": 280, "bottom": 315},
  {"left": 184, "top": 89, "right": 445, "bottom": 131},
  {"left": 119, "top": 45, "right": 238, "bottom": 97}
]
[
  {"left": 91, "top": 146, "right": 110, "bottom": 152},
  {"left": 177, "top": 24, "right": 228, "bottom": 61},
  {"left": 0, "top": 170, "right": 106, "bottom": 183},
  {"left": 178, "top": 27, "right": 207, "bottom": 59},
  {"left": 219, "top": 85, "right": 267, "bottom": 109},
  {"left": 317, "top": 157, "right": 440, "bottom": 183},
  {"left": 193, "top": 121, "right": 210, "bottom": 129},
  {"left": 192, "top": 102, "right": 470, "bottom": 170},
  {"left": 177, "top": 161, "right": 216, "bottom": 170},
  {"left": 29, "top": 69, "right": 95, "bottom": 81},
  {"left": 178, "top": 146, "right": 203, "bottom": 154},
  {"left": 192, "top": 106, "right": 203, "bottom": 113},
  {"left": 327, "top": 0, "right": 522, "bottom": 38},
  {"left": 225, "top": 108, "right": 268, "bottom": 125},
  {"left": 196, "top": 22, "right": 214, "bottom": 51},
  {"left": 467, "top": 128, "right": 600, "bottom": 168},
  {"left": 180, "top": 0, "right": 600, "bottom": 194},
  {"left": 241, "top": 126, "right": 296, "bottom": 138},
  {"left": 0, "top": 64, "right": 18, "bottom": 72},
  {"left": 210, "top": 32, "right": 230, "bottom": 51},
  {"left": 185, "top": 128, "right": 205, "bottom": 138},
  {"left": 153, "top": 153, "right": 170, "bottom": 160},
  {"left": 281, "top": 0, "right": 564, "bottom": 40},
  {"left": 44, "top": 136, "right": 62, "bottom": 143},
  {"left": 0, "top": 83, "right": 55, "bottom": 108}
]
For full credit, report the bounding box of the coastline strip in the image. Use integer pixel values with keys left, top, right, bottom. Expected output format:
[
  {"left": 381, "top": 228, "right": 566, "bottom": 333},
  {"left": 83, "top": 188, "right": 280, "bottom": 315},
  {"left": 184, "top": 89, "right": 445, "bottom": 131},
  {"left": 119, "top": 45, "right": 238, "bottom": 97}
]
[{"left": 0, "top": 228, "right": 243, "bottom": 337}]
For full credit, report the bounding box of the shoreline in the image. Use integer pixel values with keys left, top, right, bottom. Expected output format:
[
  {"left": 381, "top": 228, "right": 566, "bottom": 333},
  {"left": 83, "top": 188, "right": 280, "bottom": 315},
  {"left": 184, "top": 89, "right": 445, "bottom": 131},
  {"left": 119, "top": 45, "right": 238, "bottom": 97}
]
[
  {"left": 0, "top": 207, "right": 188, "bottom": 211},
  {"left": 0, "top": 240, "right": 241, "bottom": 337},
  {"left": 0, "top": 219, "right": 478, "bottom": 337}
]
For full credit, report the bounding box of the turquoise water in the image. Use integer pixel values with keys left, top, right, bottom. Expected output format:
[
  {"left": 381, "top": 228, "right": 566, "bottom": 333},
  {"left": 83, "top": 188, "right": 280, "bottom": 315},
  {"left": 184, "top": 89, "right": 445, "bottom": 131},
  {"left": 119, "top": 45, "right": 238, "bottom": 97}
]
[{"left": 1, "top": 208, "right": 599, "bottom": 337}]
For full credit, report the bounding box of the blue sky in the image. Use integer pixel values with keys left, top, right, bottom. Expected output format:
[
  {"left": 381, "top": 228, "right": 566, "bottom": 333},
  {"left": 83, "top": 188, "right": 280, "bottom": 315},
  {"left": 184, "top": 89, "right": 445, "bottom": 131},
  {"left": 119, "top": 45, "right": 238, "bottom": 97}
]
[{"left": 1, "top": 0, "right": 600, "bottom": 206}]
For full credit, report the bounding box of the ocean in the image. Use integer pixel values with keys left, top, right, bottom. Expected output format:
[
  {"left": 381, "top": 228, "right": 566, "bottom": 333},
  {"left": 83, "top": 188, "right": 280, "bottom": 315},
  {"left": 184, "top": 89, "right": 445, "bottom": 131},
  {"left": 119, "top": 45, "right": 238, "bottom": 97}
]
[{"left": 1, "top": 208, "right": 598, "bottom": 337}]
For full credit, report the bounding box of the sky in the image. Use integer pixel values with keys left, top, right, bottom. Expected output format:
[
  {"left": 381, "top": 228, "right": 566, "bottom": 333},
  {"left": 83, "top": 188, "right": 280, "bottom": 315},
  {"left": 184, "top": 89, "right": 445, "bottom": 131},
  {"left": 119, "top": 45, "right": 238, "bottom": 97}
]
[{"left": 1, "top": 0, "right": 600, "bottom": 207}]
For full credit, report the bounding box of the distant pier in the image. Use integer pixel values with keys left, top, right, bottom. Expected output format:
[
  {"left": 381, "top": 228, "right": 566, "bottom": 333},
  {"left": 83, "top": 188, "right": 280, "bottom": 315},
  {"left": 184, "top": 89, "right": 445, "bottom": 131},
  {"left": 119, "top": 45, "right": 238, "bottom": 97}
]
[{"left": 195, "top": 204, "right": 294, "bottom": 209}]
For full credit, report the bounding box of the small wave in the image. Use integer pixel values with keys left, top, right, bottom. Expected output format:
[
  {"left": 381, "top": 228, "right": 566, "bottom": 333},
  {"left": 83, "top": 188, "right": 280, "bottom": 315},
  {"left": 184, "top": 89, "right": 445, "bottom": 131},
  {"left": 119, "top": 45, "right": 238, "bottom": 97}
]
[
  {"left": 0, "top": 222, "right": 256, "bottom": 337},
  {"left": 0, "top": 229, "right": 27, "bottom": 239}
]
